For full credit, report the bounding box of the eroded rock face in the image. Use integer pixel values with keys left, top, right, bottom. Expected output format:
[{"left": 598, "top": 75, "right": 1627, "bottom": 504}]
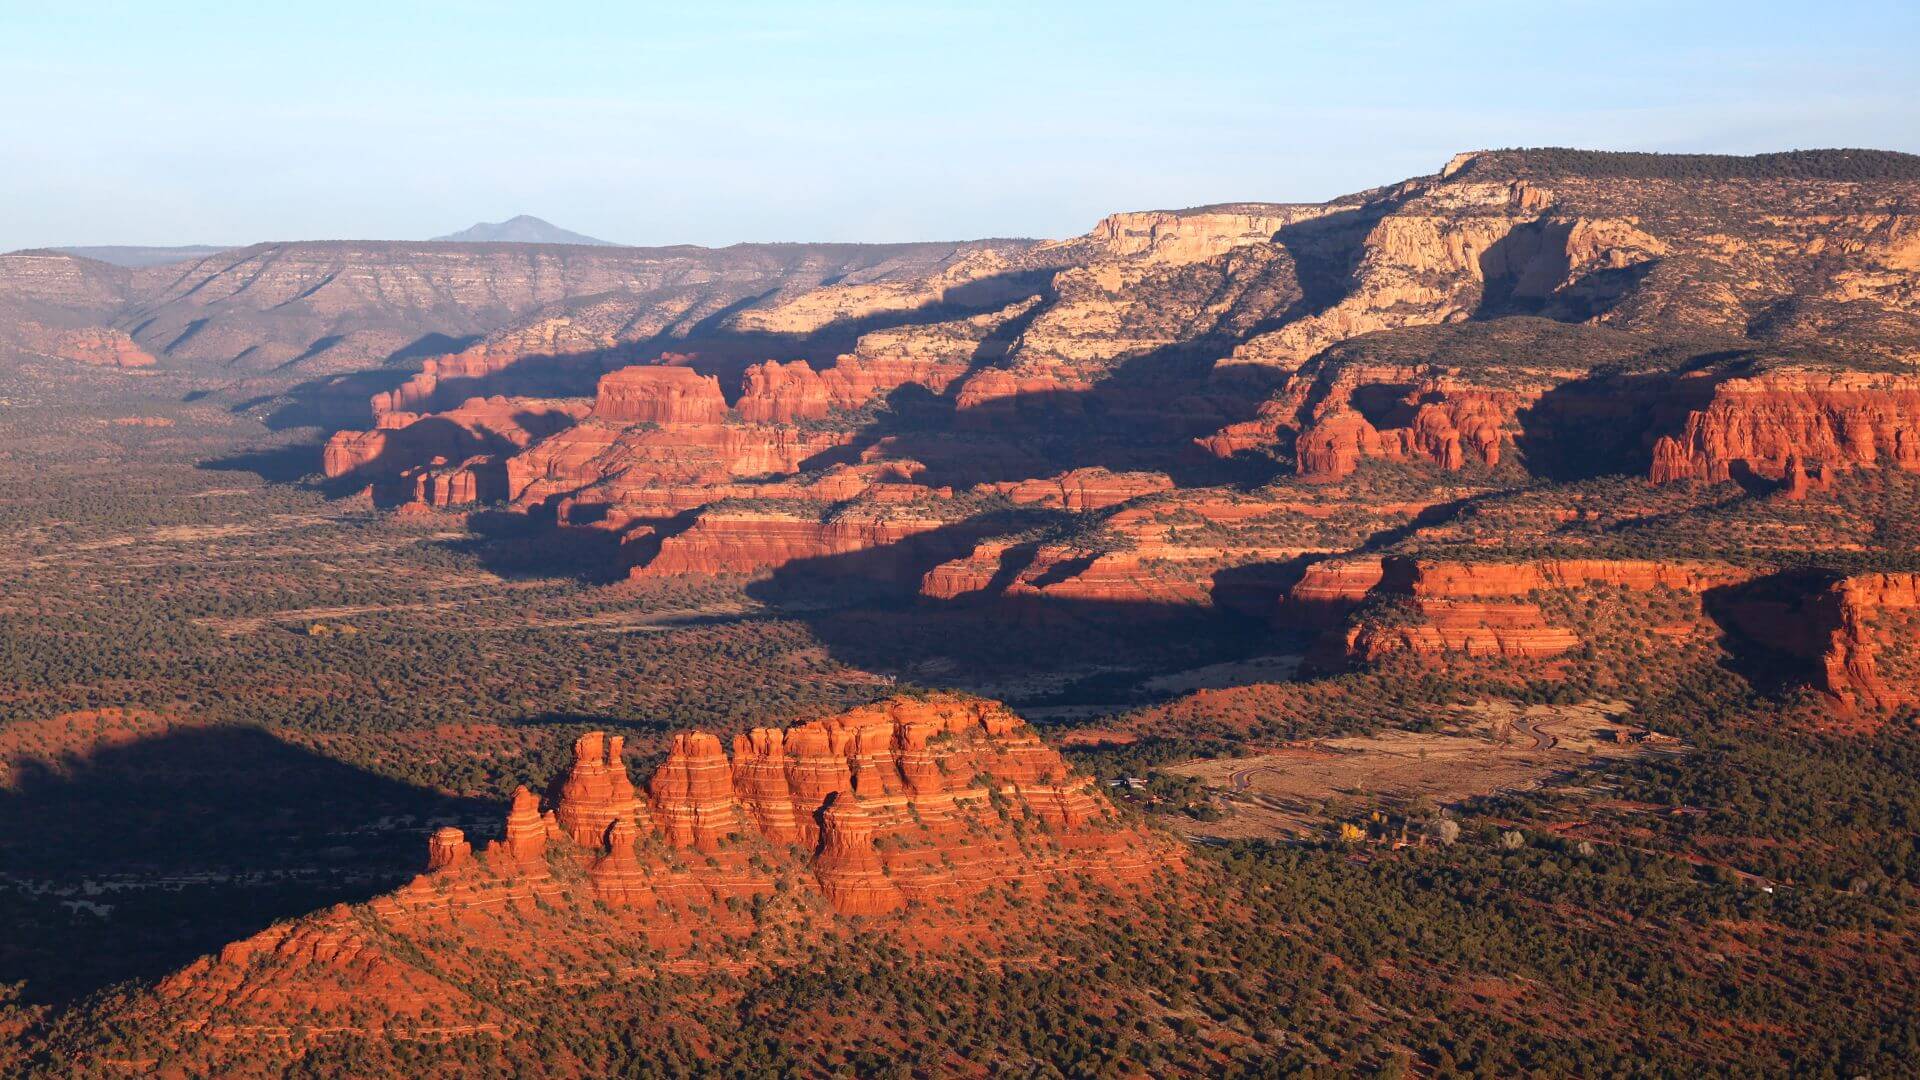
[
  {"left": 1650, "top": 372, "right": 1920, "bottom": 483},
  {"left": 431, "top": 696, "right": 1162, "bottom": 918},
  {"left": 1348, "top": 599, "right": 1580, "bottom": 660},
  {"left": 592, "top": 367, "right": 729, "bottom": 424},
  {"left": 1292, "top": 387, "right": 1515, "bottom": 480},
  {"left": 426, "top": 828, "right": 471, "bottom": 871},
  {"left": 1716, "top": 572, "right": 1920, "bottom": 710},
  {"left": 17, "top": 324, "right": 158, "bottom": 367},
  {"left": 1292, "top": 555, "right": 1759, "bottom": 666},
  {"left": 1821, "top": 574, "right": 1920, "bottom": 709},
  {"left": 984, "top": 468, "right": 1175, "bottom": 511},
  {"left": 734, "top": 355, "right": 971, "bottom": 423},
  {"left": 322, "top": 395, "right": 588, "bottom": 486},
  {"left": 1234, "top": 199, "right": 1669, "bottom": 368},
  {"left": 372, "top": 314, "right": 627, "bottom": 418},
  {"left": 589, "top": 819, "right": 655, "bottom": 905},
  {"left": 650, "top": 732, "right": 744, "bottom": 852},
  {"left": 812, "top": 795, "right": 904, "bottom": 916},
  {"left": 497, "top": 786, "right": 547, "bottom": 862},
  {"left": 724, "top": 246, "right": 1042, "bottom": 336},
  {"left": 636, "top": 509, "right": 969, "bottom": 583},
  {"left": 552, "top": 732, "right": 646, "bottom": 848},
  {"left": 1083, "top": 206, "right": 1326, "bottom": 265}
]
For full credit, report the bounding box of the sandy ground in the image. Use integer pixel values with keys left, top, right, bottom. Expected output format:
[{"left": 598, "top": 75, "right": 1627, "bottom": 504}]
[{"left": 1164, "top": 700, "right": 1681, "bottom": 840}]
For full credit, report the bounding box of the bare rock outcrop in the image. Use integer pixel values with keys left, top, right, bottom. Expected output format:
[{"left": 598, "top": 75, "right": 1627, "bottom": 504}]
[
  {"left": 591, "top": 366, "right": 729, "bottom": 424},
  {"left": 428, "top": 696, "right": 1169, "bottom": 918},
  {"left": 1650, "top": 371, "right": 1920, "bottom": 483},
  {"left": 552, "top": 732, "right": 647, "bottom": 847},
  {"left": 649, "top": 732, "right": 746, "bottom": 852}
]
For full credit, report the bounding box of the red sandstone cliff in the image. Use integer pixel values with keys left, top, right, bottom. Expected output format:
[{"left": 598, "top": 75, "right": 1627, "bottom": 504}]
[
  {"left": 1650, "top": 371, "right": 1920, "bottom": 484},
  {"left": 734, "top": 355, "right": 972, "bottom": 423},
  {"left": 322, "top": 396, "right": 590, "bottom": 508},
  {"left": 1714, "top": 571, "right": 1920, "bottom": 710},
  {"left": 592, "top": 366, "right": 729, "bottom": 424},
  {"left": 12, "top": 324, "right": 157, "bottom": 368},
  {"left": 1288, "top": 555, "right": 1757, "bottom": 665}
]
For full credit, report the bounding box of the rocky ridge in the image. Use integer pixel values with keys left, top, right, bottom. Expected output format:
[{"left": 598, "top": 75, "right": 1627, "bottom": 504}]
[{"left": 137, "top": 696, "right": 1177, "bottom": 1047}]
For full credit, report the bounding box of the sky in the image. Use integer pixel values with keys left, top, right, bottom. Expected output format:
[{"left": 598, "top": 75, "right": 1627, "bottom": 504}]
[{"left": 2, "top": 1, "right": 1917, "bottom": 250}]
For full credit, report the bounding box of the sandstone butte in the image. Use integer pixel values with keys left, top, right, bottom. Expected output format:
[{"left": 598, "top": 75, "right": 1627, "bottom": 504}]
[
  {"left": 1284, "top": 556, "right": 1759, "bottom": 665},
  {"left": 147, "top": 697, "right": 1182, "bottom": 1045}
]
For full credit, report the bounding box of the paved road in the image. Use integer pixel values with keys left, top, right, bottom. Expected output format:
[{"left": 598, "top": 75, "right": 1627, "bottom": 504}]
[
  {"left": 1514, "top": 716, "right": 1557, "bottom": 751},
  {"left": 1229, "top": 765, "right": 1298, "bottom": 791}
]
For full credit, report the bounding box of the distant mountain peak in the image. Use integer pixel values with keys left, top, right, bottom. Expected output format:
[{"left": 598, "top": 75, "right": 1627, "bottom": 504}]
[{"left": 430, "top": 215, "right": 615, "bottom": 246}]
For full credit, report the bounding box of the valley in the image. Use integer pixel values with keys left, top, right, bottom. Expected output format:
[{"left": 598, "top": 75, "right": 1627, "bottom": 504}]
[{"left": 4, "top": 147, "right": 1920, "bottom": 1075}]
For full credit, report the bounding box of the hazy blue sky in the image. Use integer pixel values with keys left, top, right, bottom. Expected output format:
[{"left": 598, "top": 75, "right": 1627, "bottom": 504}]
[{"left": 3, "top": 1, "right": 1916, "bottom": 249}]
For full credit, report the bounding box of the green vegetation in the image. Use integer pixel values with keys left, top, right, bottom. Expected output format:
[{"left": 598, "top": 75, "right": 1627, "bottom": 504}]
[{"left": 1461, "top": 147, "right": 1920, "bottom": 182}]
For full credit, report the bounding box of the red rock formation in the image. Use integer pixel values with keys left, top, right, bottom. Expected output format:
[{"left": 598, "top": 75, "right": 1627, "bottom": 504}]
[
  {"left": 1285, "top": 555, "right": 1752, "bottom": 626},
  {"left": 405, "top": 455, "right": 508, "bottom": 508},
  {"left": 636, "top": 510, "right": 958, "bottom": 582},
  {"left": 496, "top": 786, "right": 548, "bottom": 862},
  {"left": 918, "top": 543, "right": 1212, "bottom": 611},
  {"left": 733, "top": 355, "right": 972, "bottom": 424},
  {"left": 778, "top": 723, "right": 857, "bottom": 830},
  {"left": 1718, "top": 572, "right": 1920, "bottom": 710},
  {"left": 730, "top": 727, "right": 813, "bottom": 845},
  {"left": 592, "top": 366, "right": 729, "bottom": 424},
  {"left": 404, "top": 698, "right": 1164, "bottom": 921},
  {"left": 51, "top": 326, "right": 156, "bottom": 367},
  {"left": 1292, "top": 385, "right": 1517, "bottom": 481},
  {"left": 734, "top": 359, "right": 834, "bottom": 423},
  {"left": 371, "top": 315, "right": 621, "bottom": 417},
  {"left": 1403, "top": 558, "right": 1751, "bottom": 597},
  {"left": 1348, "top": 599, "right": 1580, "bottom": 660},
  {"left": 322, "top": 396, "right": 586, "bottom": 482},
  {"left": 426, "top": 827, "right": 471, "bottom": 871},
  {"left": 127, "top": 696, "right": 1187, "bottom": 1059},
  {"left": 502, "top": 411, "right": 854, "bottom": 512},
  {"left": 4, "top": 321, "right": 157, "bottom": 368},
  {"left": 986, "top": 468, "right": 1174, "bottom": 511},
  {"left": 811, "top": 794, "right": 905, "bottom": 916},
  {"left": 1650, "top": 371, "right": 1920, "bottom": 484},
  {"left": 1283, "top": 558, "right": 1388, "bottom": 626},
  {"left": 952, "top": 369, "right": 1092, "bottom": 425},
  {"left": 552, "top": 732, "right": 645, "bottom": 847},
  {"left": 1292, "top": 555, "right": 1758, "bottom": 665},
  {"left": 1819, "top": 574, "right": 1920, "bottom": 709},
  {"left": 588, "top": 819, "right": 657, "bottom": 905},
  {"left": 649, "top": 732, "right": 745, "bottom": 851}
]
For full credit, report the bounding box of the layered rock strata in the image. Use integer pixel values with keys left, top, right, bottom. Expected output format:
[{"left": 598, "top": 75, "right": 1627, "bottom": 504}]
[{"left": 424, "top": 696, "right": 1163, "bottom": 918}]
